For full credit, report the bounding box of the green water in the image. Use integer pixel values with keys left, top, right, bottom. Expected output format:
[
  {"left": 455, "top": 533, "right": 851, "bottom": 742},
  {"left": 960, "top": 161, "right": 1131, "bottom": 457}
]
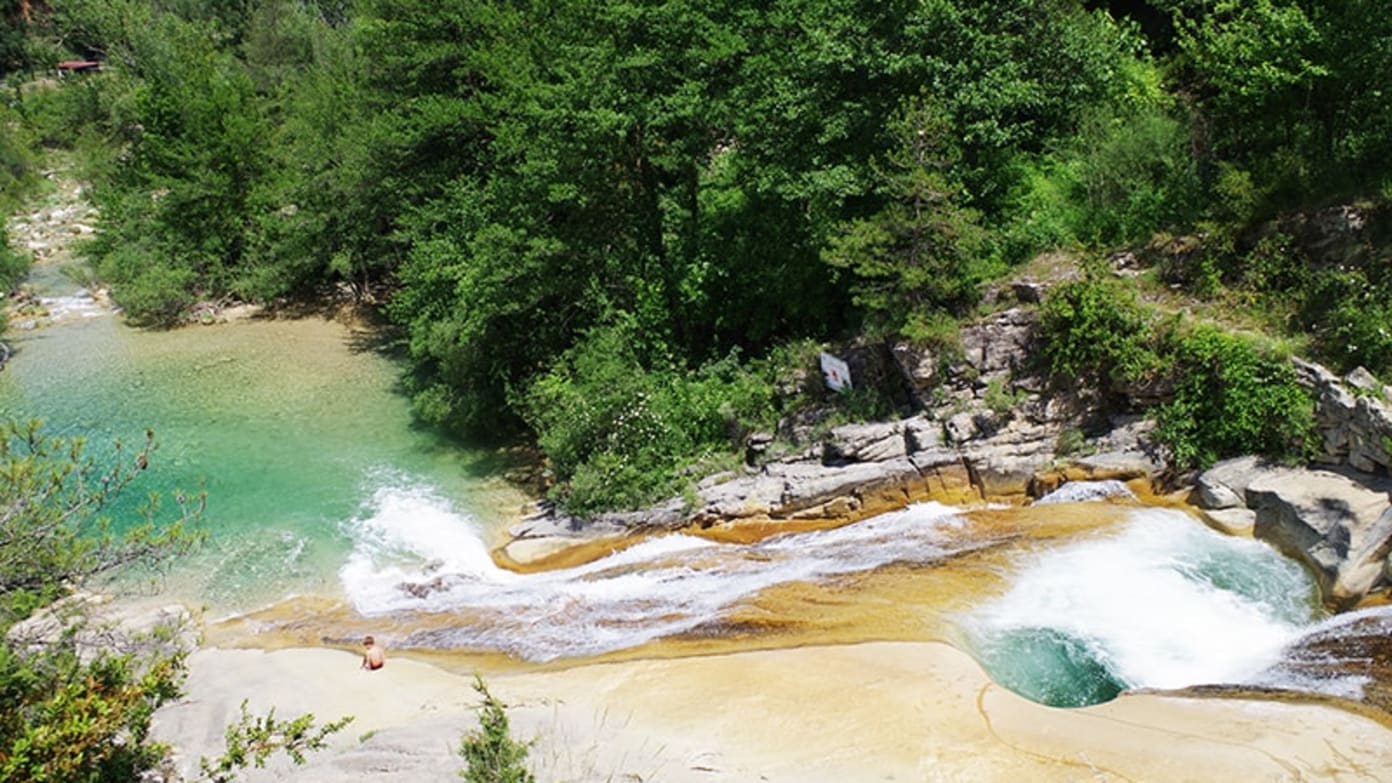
[
  {"left": 0, "top": 312, "right": 522, "bottom": 612},
  {"left": 969, "top": 626, "right": 1127, "bottom": 708}
]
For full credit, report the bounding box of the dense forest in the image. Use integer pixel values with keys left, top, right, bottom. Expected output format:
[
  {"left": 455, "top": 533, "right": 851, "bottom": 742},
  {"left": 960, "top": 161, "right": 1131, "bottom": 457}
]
[{"left": 2, "top": 0, "right": 1391, "bottom": 514}]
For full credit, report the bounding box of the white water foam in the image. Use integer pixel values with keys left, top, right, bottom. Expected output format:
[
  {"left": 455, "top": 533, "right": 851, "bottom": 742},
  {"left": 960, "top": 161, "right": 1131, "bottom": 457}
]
[
  {"left": 40, "top": 291, "right": 110, "bottom": 321},
  {"left": 340, "top": 486, "right": 987, "bottom": 661},
  {"left": 964, "top": 508, "right": 1319, "bottom": 691},
  {"left": 1248, "top": 604, "right": 1392, "bottom": 701}
]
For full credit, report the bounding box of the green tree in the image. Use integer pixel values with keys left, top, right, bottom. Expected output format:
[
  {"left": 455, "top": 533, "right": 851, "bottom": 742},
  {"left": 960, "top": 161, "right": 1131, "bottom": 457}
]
[
  {"left": 823, "top": 93, "right": 986, "bottom": 336},
  {"left": 0, "top": 421, "right": 203, "bottom": 781}
]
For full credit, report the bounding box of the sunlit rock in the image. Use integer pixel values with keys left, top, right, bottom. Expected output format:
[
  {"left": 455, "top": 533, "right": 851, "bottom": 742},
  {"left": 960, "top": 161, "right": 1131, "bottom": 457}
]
[{"left": 1247, "top": 467, "right": 1392, "bottom": 607}]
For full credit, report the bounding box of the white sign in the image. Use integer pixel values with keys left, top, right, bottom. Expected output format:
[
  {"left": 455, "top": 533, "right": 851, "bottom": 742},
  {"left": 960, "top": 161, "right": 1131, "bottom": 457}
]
[{"left": 820, "top": 352, "right": 852, "bottom": 393}]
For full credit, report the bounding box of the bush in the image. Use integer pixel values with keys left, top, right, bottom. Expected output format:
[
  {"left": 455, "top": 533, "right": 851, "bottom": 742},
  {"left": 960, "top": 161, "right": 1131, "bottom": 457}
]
[
  {"left": 1038, "top": 268, "right": 1157, "bottom": 388},
  {"left": 520, "top": 322, "right": 777, "bottom": 516},
  {"left": 459, "top": 676, "right": 533, "bottom": 783},
  {"left": 1153, "top": 325, "right": 1314, "bottom": 470}
]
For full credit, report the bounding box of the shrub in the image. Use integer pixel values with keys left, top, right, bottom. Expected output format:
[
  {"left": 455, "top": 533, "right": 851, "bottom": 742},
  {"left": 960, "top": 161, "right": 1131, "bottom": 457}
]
[
  {"left": 519, "top": 323, "right": 777, "bottom": 516},
  {"left": 1153, "top": 325, "right": 1315, "bottom": 470},
  {"left": 1038, "top": 269, "right": 1157, "bottom": 388},
  {"left": 459, "top": 676, "right": 534, "bottom": 783}
]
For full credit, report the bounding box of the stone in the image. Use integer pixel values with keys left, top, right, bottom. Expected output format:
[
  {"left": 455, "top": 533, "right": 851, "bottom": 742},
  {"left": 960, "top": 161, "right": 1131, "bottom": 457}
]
[
  {"left": 1194, "top": 456, "right": 1274, "bottom": 508},
  {"left": 1345, "top": 366, "right": 1385, "bottom": 395},
  {"left": 963, "top": 437, "right": 1056, "bottom": 502},
  {"left": 1201, "top": 508, "right": 1257, "bottom": 537},
  {"left": 944, "top": 411, "right": 979, "bottom": 445},
  {"left": 957, "top": 308, "right": 1036, "bottom": 378},
  {"left": 824, "top": 421, "right": 907, "bottom": 463},
  {"left": 889, "top": 341, "right": 941, "bottom": 403},
  {"left": 1246, "top": 466, "right": 1392, "bottom": 607},
  {"left": 902, "top": 415, "right": 941, "bottom": 453},
  {"left": 1194, "top": 474, "right": 1244, "bottom": 510},
  {"left": 697, "top": 472, "right": 786, "bottom": 518},
  {"left": 1071, "top": 450, "right": 1164, "bottom": 482},
  {"left": 6, "top": 592, "right": 196, "bottom": 665},
  {"left": 1010, "top": 280, "right": 1047, "bottom": 303},
  {"left": 1034, "top": 480, "right": 1134, "bottom": 505},
  {"left": 770, "top": 459, "right": 918, "bottom": 511}
]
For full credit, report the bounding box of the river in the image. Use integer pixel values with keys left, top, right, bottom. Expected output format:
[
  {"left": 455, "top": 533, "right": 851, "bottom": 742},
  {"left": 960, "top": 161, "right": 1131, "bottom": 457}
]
[{"left": 3, "top": 262, "right": 1389, "bottom": 717}]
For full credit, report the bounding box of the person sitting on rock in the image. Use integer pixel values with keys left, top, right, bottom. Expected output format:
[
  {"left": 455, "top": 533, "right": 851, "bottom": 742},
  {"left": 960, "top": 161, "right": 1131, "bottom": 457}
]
[{"left": 361, "top": 635, "right": 385, "bottom": 671}]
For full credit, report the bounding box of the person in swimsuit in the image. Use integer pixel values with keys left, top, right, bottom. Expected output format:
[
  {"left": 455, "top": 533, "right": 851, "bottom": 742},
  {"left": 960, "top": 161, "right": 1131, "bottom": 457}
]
[{"left": 361, "top": 635, "right": 385, "bottom": 670}]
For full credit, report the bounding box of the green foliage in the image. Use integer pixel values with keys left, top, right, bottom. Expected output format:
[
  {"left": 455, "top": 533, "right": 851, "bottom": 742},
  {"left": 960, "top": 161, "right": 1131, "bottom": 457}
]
[
  {"left": 0, "top": 420, "right": 203, "bottom": 783},
  {"left": 1304, "top": 272, "right": 1392, "bottom": 377},
  {"left": 0, "top": 101, "right": 40, "bottom": 213},
  {"left": 12, "top": 0, "right": 1392, "bottom": 502},
  {"left": 520, "top": 322, "right": 776, "bottom": 515},
  {"left": 198, "top": 700, "right": 354, "bottom": 783},
  {"left": 0, "top": 227, "right": 27, "bottom": 296},
  {"left": 1153, "top": 325, "right": 1314, "bottom": 470},
  {"left": 1000, "top": 33, "right": 1199, "bottom": 255},
  {"left": 1038, "top": 268, "right": 1157, "bottom": 387},
  {"left": 1175, "top": 0, "right": 1392, "bottom": 208},
  {"left": 458, "top": 675, "right": 534, "bottom": 783},
  {"left": 823, "top": 93, "right": 987, "bottom": 334},
  {"left": 983, "top": 378, "right": 1023, "bottom": 418},
  {"left": 0, "top": 638, "right": 185, "bottom": 783},
  {"left": 0, "top": 421, "right": 205, "bottom": 625},
  {"left": 0, "top": 418, "right": 348, "bottom": 783}
]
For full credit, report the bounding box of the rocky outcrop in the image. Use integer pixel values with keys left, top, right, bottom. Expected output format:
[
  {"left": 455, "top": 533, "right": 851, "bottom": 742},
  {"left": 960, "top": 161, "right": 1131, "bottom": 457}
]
[
  {"left": 1193, "top": 458, "right": 1392, "bottom": 607},
  {"left": 508, "top": 305, "right": 1168, "bottom": 561},
  {"left": 1294, "top": 358, "right": 1392, "bottom": 473},
  {"left": 512, "top": 297, "right": 1392, "bottom": 606}
]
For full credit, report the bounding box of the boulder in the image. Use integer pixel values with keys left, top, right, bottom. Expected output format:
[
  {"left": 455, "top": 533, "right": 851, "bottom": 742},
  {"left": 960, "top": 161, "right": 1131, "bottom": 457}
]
[
  {"left": 1246, "top": 467, "right": 1392, "bottom": 607},
  {"left": 902, "top": 416, "right": 942, "bottom": 452},
  {"left": 697, "top": 472, "right": 786, "bottom": 518},
  {"left": 962, "top": 426, "right": 1058, "bottom": 501},
  {"left": 911, "top": 448, "right": 977, "bottom": 503},
  {"left": 1192, "top": 456, "right": 1275, "bottom": 509},
  {"left": 1194, "top": 474, "right": 1244, "bottom": 510},
  {"left": 6, "top": 592, "right": 197, "bottom": 665},
  {"left": 1348, "top": 393, "right": 1392, "bottom": 473},
  {"left": 1201, "top": 508, "right": 1257, "bottom": 537},
  {"left": 769, "top": 459, "right": 920, "bottom": 512}
]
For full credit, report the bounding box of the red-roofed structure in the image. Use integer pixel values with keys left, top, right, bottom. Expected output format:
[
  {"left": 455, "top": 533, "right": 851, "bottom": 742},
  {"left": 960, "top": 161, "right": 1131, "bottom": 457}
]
[{"left": 56, "top": 61, "right": 101, "bottom": 75}]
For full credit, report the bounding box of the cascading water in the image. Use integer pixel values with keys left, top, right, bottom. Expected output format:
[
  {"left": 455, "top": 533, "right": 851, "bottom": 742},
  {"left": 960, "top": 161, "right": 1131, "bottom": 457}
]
[
  {"left": 959, "top": 506, "right": 1330, "bottom": 707},
  {"left": 338, "top": 488, "right": 1003, "bottom": 661}
]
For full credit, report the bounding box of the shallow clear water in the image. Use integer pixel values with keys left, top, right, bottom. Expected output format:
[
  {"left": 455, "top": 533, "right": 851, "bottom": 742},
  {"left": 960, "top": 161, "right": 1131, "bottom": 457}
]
[{"left": 0, "top": 311, "right": 523, "bottom": 611}]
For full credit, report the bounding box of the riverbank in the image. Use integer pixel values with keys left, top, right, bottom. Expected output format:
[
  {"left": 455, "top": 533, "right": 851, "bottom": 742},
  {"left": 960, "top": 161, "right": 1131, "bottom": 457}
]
[{"left": 152, "top": 641, "right": 1392, "bottom": 782}]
